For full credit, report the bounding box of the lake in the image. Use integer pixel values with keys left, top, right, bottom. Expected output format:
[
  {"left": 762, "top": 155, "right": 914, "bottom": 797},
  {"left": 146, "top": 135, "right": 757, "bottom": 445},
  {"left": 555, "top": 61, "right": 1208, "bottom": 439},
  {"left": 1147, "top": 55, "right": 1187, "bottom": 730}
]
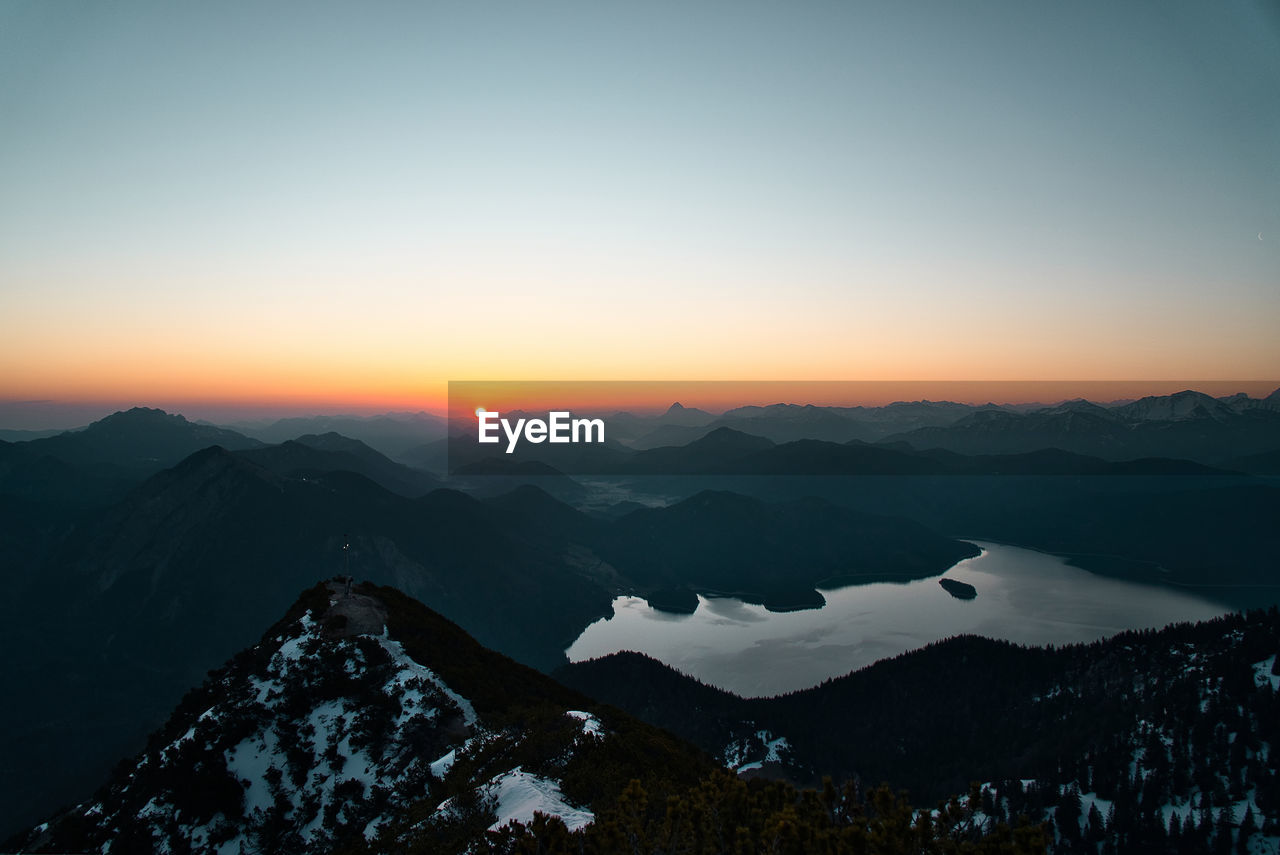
[{"left": 565, "top": 541, "right": 1230, "bottom": 697}]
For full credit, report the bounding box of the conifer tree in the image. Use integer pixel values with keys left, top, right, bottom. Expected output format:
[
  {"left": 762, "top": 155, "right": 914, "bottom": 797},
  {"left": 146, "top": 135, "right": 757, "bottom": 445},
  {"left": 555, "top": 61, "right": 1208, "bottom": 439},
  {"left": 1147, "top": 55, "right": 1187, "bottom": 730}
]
[
  {"left": 1237, "top": 805, "right": 1256, "bottom": 855},
  {"left": 1214, "top": 807, "right": 1234, "bottom": 855}
]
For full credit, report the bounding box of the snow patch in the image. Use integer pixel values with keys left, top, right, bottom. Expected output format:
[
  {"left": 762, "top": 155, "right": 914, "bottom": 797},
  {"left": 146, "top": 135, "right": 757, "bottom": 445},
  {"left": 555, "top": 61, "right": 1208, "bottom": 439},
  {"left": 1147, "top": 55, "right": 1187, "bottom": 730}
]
[
  {"left": 373, "top": 634, "right": 477, "bottom": 728},
  {"left": 271, "top": 611, "right": 317, "bottom": 674},
  {"left": 430, "top": 748, "right": 457, "bottom": 779},
  {"left": 486, "top": 767, "right": 594, "bottom": 832},
  {"left": 726, "top": 729, "right": 791, "bottom": 773},
  {"left": 225, "top": 729, "right": 283, "bottom": 816},
  {"left": 1253, "top": 656, "right": 1279, "bottom": 692},
  {"left": 566, "top": 710, "right": 604, "bottom": 739}
]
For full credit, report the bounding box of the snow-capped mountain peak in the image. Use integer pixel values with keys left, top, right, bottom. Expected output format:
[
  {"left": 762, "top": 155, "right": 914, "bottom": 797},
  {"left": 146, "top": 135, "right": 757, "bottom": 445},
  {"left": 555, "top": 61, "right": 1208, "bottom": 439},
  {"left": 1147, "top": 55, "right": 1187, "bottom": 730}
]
[{"left": 15, "top": 581, "right": 689, "bottom": 855}]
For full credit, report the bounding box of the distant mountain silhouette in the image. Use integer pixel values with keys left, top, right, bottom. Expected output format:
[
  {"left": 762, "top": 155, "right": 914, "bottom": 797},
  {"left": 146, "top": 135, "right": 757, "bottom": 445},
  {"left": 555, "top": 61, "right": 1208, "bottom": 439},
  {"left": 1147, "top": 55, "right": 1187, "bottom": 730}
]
[
  {"left": 0, "top": 427, "right": 67, "bottom": 442},
  {"left": 730, "top": 438, "right": 945, "bottom": 475},
  {"left": 592, "top": 403, "right": 717, "bottom": 446},
  {"left": 619, "top": 429, "right": 1235, "bottom": 477},
  {"left": 624, "top": 426, "right": 776, "bottom": 473},
  {"left": 452, "top": 457, "right": 574, "bottom": 479},
  {"left": 885, "top": 394, "right": 1280, "bottom": 462},
  {"left": 482, "top": 483, "right": 601, "bottom": 545},
  {"left": 622, "top": 390, "right": 1280, "bottom": 459},
  {"left": 445, "top": 432, "right": 632, "bottom": 475},
  {"left": 659, "top": 401, "right": 716, "bottom": 426},
  {"left": 0, "top": 407, "right": 263, "bottom": 509},
  {"left": 15, "top": 407, "right": 261, "bottom": 470},
  {"left": 450, "top": 458, "right": 587, "bottom": 503},
  {"left": 700, "top": 400, "right": 1011, "bottom": 444},
  {"left": 888, "top": 408, "right": 1129, "bottom": 455},
  {"left": 986, "top": 482, "right": 1280, "bottom": 591},
  {"left": 627, "top": 422, "right": 715, "bottom": 449},
  {"left": 0, "top": 447, "right": 139, "bottom": 509},
  {"left": 1216, "top": 390, "right": 1280, "bottom": 414},
  {"left": 440, "top": 389, "right": 1280, "bottom": 466},
  {"left": 715, "top": 403, "right": 873, "bottom": 444},
  {"left": 1032, "top": 398, "right": 1114, "bottom": 418},
  {"left": 861, "top": 399, "right": 1005, "bottom": 428},
  {"left": 237, "top": 432, "right": 441, "bottom": 496},
  {"left": 397, "top": 436, "right": 449, "bottom": 471},
  {"left": 601, "top": 490, "right": 979, "bottom": 610},
  {"left": 1110, "top": 389, "right": 1238, "bottom": 422},
  {"left": 234, "top": 412, "right": 446, "bottom": 459}
]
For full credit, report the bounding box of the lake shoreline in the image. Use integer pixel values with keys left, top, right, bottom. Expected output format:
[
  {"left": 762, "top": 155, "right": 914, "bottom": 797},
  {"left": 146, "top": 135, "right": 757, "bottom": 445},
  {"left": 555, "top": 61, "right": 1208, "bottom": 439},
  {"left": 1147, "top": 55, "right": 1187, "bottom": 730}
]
[{"left": 567, "top": 541, "right": 1232, "bottom": 697}]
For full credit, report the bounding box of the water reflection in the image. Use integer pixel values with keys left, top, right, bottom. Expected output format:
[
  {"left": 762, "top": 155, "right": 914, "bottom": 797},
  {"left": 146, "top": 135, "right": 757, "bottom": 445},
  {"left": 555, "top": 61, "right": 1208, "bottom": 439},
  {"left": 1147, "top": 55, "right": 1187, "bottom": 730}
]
[{"left": 566, "top": 541, "right": 1229, "bottom": 697}]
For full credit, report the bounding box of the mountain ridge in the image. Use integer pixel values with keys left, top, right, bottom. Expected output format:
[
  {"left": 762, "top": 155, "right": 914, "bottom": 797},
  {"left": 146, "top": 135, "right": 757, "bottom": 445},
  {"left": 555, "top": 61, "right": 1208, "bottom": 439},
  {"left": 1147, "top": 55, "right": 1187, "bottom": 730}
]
[{"left": 9, "top": 581, "right": 713, "bottom": 854}]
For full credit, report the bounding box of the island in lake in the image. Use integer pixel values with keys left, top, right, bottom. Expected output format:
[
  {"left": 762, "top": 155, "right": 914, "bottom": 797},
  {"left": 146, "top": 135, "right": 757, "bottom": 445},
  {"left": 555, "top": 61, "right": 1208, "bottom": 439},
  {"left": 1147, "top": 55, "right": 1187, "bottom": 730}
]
[{"left": 938, "top": 578, "right": 977, "bottom": 600}]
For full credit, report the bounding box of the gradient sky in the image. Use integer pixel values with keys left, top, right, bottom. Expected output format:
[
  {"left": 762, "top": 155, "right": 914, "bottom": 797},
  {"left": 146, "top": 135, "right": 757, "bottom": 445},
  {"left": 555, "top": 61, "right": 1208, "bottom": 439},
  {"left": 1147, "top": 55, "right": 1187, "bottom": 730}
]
[{"left": 1, "top": 0, "right": 1277, "bottom": 420}]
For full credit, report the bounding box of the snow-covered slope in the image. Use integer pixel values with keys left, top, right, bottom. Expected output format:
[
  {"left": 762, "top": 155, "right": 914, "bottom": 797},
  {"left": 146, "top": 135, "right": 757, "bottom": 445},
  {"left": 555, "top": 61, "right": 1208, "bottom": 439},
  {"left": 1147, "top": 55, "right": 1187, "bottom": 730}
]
[
  {"left": 1110, "top": 389, "right": 1239, "bottom": 422},
  {"left": 943, "top": 632, "right": 1280, "bottom": 854},
  {"left": 12, "top": 582, "right": 708, "bottom": 855}
]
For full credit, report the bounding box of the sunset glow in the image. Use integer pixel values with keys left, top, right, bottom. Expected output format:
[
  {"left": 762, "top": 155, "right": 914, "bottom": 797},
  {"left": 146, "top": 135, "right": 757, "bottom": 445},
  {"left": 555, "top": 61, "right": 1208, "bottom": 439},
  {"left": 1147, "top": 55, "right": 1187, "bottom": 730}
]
[{"left": 2, "top": 2, "right": 1277, "bottom": 426}]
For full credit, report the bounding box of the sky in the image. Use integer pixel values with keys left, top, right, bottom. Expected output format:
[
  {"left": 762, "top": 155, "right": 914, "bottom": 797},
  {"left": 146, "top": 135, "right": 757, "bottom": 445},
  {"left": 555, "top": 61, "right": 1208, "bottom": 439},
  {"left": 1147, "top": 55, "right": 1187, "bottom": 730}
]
[{"left": 1, "top": 0, "right": 1277, "bottom": 423}]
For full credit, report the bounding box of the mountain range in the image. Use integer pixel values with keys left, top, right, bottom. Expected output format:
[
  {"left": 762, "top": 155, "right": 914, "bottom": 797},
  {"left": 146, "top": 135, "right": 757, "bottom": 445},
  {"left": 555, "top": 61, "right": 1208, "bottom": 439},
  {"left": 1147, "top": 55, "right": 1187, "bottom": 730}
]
[
  {"left": 224, "top": 411, "right": 448, "bottom": 459},
  {"left": 880, "top": 391, "right": 1280, "bottom": 462},
  {"left": 600, "top": 389, "right": 1280, "bottom": 456},
  {"left": 1, "top": 392, "right": 1278, "bottom": 847},
  {"left": 446, "top": 388, "right": 1280, "bottom": 473}
]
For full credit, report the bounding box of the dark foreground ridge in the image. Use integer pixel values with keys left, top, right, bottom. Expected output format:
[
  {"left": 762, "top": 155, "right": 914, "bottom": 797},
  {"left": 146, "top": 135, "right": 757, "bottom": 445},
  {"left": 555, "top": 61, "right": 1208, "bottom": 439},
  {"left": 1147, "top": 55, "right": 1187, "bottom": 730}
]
[
  {"left": 9, "top": 581, "right": 711, "bottom": 854},
  {"left": 9, "top": 582, "right": 1048, "bottom": 855}
]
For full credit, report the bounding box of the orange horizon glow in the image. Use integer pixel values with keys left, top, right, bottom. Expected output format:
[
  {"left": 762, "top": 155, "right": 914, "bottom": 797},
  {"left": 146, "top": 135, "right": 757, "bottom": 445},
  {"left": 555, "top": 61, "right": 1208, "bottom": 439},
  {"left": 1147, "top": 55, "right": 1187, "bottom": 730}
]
[
  {"left": 5, "top": 379, "right": 1280, "bottom": 425},
  {"left": 4, "top": 2, "right": 1279, "bottom": 433}
]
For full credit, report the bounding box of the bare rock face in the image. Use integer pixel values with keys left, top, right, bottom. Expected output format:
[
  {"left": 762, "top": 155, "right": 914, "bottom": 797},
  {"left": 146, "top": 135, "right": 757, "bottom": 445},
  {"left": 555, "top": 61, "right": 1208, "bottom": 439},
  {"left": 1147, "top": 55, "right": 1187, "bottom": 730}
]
[{"left": 323, "top": 580, "right": 389, "bottom": 637}]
